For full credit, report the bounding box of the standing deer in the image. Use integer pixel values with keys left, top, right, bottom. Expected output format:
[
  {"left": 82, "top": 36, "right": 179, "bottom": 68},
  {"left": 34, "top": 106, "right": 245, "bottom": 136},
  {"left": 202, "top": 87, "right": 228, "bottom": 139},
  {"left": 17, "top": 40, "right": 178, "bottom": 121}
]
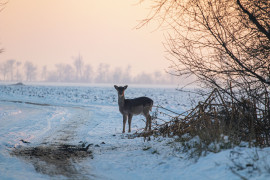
[{"left": 114, "top": 85, "right": 153, "bottom": 133}]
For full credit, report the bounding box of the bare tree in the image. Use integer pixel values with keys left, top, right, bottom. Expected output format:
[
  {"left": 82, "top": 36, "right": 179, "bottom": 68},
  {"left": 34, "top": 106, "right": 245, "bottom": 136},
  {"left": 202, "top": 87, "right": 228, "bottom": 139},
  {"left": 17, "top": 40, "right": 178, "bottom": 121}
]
[
  {"left": 122, "top": 65, "right": 132, "bottom": 84},
  {"left": 63, "top": 64, "right": 74, "bottom": 82},
  {"left": 139, "top": 0, "right": 270, "bottom": 97},
  {"left": 24, "top": 61, "right": 37, "bottom": 81},
  {"left": 112, "top": 67, "right": 124, "bottom": 84},
  {"left": 82, "top": 64, "right": 93, "bottom": 82},
  {"left": 134, "top": 72, "right": 153, "bottom": 84},
  {"left": 6, "top": 59, "right": 15, "bottom": 81},
  {"left": 16, "top": 61, "right": 22, "bottom": 82},
  {"left": 54, "top": 63, "right": 75, "bottom": 82},
  {"left": 0, "top": 0, "right": 7, "bottom": 56},
  {"left": 95, "top": 63, "right": 110, "bottom": 83},
  {"left": 0, "top": 61, "right": 8, "bottom": 81},
  {"left": 55, "top": 64, "right": 65, "bottom": 82},
  {"left": 140, "top": 0, "right": 270, "bottom": 145},
  {"left": 73, "top": 54, "right": 84, "bottom": 81},
  {"left": 41, "top": 65, "right": 47, "bottom": 81}
]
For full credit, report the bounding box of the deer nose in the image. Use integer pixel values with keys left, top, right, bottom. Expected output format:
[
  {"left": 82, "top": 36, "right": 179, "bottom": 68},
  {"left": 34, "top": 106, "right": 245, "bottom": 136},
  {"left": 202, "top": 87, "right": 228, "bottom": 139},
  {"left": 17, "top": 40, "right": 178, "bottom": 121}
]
[{"left": 119, "top": 92, "right": 124, "bottom": 96}]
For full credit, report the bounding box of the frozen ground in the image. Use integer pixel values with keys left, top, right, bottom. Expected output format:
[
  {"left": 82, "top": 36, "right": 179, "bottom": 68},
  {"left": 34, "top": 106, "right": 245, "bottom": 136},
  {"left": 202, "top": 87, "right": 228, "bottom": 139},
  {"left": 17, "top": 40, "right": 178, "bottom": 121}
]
[{"left": 0, "top": 83, "right": 269, "bottom": 180}]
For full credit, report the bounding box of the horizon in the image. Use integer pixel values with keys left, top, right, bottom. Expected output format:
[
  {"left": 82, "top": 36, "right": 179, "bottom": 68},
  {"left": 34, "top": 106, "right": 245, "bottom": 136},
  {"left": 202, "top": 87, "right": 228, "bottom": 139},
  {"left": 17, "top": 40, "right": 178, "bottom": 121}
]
[
  {"left": 0, "top": 58, "right": 179, "bottom": 85},
  {"left": 0, "top": 81, "right": 180, "bottom": 89}
]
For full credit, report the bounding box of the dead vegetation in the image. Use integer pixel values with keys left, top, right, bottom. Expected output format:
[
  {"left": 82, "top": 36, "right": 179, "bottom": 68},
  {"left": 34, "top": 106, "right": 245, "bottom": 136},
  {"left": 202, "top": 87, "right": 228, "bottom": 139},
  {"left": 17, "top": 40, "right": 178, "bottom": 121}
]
[{"left": 136, "top": 88, "right": 270, "bottom": 157}]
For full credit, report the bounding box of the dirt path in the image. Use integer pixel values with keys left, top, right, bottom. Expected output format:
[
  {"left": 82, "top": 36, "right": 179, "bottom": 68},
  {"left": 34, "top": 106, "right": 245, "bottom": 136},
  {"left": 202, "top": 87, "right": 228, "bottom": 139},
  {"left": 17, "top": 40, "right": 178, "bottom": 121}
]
[{"left": 10, "top": 104, "right": 94, "bottom": 179}]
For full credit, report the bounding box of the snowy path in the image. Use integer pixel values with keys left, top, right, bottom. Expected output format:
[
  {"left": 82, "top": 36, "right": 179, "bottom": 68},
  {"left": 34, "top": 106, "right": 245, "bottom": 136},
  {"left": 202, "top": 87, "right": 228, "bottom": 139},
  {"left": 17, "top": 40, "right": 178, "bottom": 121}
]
[
  {"left": 0, "top": 100, "right": 92, "bottom": 146},
  {"left": 0, "top": 101, "right": 95, "bottom": 179},
  {"left": 1, "top": 99, "right": 186, "bottom": 179},
  {"left": 40, "top": 106, "right": 91, "bottom": 145}
]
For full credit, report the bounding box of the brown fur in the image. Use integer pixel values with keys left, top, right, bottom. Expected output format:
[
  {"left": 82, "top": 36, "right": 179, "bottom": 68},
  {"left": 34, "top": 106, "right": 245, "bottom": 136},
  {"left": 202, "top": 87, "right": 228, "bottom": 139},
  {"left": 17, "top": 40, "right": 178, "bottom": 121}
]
[{"left": 114, "top": 85, "right": 153, "bottom": 133}]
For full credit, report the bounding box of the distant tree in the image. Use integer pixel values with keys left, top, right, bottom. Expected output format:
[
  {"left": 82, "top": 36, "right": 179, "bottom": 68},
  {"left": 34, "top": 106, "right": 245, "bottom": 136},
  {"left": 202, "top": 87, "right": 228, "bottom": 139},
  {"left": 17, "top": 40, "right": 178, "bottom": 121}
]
[
  {"left": 16, "top": 61, "right": 22, "bottom": 82},
  {"left": 83, "top": 64, "right": 93, "bottom": 82},
  {"left": 153, "top": 71, "right": 165, "bottom": 84},
  {"left": 24, "top": 61, "right": 37, "bottom": 81},
  {"left": 53, "top": 63, "right": 75, "bottom": 82},
  {"left": 63, "top": 64, "right": 74, "bottom": 82},
  {"left": 134, "top": 72, "right": 153, "bottom": 84},
  {"left": 41, "top": 65, "right": 47, "bottom": 81},
  {"left": 73, "top": 54, "right": 84, "bottom": 81},
  {"left": 55, "top": 64, "right": 64, "bottom": 82},
  {"left": 95, "top": 63, "right": 110, "bottom": 83},
  {"left": 0, "top": 61, "right": 8, "bottom": 81},
  {"left": 122, "top": 65, "right": 132, "bottom": 84},
  {"left": 0, "top": 0, "right": 7, "bottom": 55},
  {"left": 110, "top": 66, "right": 133, "bottom": 84},
  {"left": 112, "top": 67, "right": 123, "bottom": 83},
  {"left": 6, "top": 59, "right": 15, "bottom": 81}
]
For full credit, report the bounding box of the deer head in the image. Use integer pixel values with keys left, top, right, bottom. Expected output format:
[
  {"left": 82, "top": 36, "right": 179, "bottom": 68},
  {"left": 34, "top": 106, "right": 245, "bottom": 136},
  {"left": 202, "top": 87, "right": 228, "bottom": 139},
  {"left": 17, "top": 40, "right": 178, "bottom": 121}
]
[{"left": 114, "top": 85, "right": 128, "bottom": 97}]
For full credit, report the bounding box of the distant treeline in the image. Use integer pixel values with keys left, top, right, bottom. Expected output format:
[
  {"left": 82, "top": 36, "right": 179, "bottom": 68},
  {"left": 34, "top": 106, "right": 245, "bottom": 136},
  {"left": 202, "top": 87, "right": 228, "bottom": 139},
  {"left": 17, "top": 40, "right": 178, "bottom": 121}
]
[{"left": 0, "top": 56, "right": 178, "bottom": 84}]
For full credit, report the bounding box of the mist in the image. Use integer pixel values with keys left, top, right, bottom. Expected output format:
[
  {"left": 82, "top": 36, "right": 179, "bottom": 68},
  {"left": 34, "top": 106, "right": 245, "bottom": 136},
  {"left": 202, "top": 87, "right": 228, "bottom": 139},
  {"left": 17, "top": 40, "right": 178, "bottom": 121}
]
[{"left": 0, "top": 56, "right": 178, "bottom": 85}]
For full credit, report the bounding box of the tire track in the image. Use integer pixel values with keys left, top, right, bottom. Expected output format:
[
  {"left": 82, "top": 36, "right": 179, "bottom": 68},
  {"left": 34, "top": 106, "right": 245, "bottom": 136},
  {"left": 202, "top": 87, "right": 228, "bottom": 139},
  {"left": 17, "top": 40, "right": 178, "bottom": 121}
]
[
  {"left": 41, "top": 106, "right": 91, "bottom": 145},
  {"left": 9, "top": 102, "right": 94, "bottom": 179}
]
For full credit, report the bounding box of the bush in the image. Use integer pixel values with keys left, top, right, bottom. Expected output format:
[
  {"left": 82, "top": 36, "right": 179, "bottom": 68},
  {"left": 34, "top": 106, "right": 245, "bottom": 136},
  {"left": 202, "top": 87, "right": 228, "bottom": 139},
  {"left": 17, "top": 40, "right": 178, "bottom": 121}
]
[{"left": 148, "top": 88, "right": 270, "bottom": 158}]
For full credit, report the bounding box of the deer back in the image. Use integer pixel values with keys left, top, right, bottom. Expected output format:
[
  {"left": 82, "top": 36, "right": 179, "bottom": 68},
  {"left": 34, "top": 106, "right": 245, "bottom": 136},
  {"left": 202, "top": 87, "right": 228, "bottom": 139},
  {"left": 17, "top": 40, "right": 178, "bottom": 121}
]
[{"left": 123, "top": 97, "right": 153, "bottom": 115}]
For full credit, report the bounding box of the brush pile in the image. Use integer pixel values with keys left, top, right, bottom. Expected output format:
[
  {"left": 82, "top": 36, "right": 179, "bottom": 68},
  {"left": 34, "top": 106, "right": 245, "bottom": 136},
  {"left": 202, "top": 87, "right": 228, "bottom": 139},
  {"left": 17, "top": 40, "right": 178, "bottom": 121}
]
[{"left": 140, "top": 88, "right": 270, "bottom": 150}]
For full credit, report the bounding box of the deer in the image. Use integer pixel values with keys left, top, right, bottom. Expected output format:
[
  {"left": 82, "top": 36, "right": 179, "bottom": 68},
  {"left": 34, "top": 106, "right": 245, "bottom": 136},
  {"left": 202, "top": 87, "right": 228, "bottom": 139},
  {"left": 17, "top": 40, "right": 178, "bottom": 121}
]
[{"left": 114, "top": 85, "right": 153, "bottom": 133}]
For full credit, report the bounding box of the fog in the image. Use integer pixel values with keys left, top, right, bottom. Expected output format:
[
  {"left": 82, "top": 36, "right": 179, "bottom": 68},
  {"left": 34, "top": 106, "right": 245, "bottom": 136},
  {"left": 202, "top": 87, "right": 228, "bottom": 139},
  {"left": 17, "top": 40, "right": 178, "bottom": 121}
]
[{"left": 0, "top": 56, "right": 178, "bottom": 85}]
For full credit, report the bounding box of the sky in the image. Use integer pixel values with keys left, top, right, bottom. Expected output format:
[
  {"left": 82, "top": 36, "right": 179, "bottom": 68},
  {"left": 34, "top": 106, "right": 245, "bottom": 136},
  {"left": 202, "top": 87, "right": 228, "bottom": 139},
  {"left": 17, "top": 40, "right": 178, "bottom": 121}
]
[{"left": 0, "top": 0, "right": 169, "bottom": 76}]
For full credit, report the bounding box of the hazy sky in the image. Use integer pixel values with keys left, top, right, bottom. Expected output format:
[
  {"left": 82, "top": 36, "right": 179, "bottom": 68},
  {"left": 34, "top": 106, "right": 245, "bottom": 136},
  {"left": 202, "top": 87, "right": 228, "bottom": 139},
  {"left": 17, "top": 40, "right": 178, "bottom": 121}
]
[{"left": 0, "top": 0, "right": 169, "bottom": 76}]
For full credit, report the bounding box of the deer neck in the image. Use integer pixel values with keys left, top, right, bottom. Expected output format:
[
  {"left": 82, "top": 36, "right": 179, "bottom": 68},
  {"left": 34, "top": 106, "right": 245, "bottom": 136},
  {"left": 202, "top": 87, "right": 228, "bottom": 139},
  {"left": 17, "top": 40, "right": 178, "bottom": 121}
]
[{"left": 118, "top": 94, "right": 125, "bottom": 108}]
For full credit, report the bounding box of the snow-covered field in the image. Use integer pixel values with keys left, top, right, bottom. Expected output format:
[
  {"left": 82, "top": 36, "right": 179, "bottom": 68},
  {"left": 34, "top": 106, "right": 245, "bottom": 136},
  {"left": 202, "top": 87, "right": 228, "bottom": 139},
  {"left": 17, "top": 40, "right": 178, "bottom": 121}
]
[{"left": 0, "top": 83, "right": 269, "bottom": 180}]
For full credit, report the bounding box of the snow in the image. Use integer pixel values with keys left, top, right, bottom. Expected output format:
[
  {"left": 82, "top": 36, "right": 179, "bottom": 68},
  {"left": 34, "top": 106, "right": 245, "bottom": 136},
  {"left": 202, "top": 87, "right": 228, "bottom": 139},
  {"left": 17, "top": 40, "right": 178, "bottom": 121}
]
[{"left": 0, "top": 83, "right": 269, "bottom": 180}]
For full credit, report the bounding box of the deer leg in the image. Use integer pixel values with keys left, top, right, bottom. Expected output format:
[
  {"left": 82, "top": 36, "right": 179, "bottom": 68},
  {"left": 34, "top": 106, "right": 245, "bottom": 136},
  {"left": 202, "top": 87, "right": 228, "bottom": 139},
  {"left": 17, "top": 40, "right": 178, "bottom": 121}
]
[
  {"left": 148, "top": 114, "right": 152, "bottom": 131},
  {"left": 123, "top": 115, "right": 127, "bottom": 133},
  {"left": 128, "top": 114, "right": 133, "bottom": 133},
  {"left": 144, "top": 114, "right": 148, "bottom": 131}
]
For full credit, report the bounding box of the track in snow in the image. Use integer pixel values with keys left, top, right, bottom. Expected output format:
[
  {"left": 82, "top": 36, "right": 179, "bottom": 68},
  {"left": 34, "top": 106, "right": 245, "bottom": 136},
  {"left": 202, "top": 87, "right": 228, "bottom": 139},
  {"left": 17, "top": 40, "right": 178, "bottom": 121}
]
[{"left": 7, "top": 101, "right": 94, "bottom": 179}]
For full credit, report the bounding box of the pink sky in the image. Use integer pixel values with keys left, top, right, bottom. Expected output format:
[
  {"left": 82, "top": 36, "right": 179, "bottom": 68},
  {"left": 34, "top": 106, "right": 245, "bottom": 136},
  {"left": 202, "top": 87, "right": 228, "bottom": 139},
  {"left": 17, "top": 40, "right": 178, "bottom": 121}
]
[{"left": 0, "top": 0, "right": 169, "bottom": 76}]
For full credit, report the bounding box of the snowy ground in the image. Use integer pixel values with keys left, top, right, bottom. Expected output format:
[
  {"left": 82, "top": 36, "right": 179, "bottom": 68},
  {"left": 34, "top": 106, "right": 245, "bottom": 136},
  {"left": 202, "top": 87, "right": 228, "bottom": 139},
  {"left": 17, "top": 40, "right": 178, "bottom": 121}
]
[{"left": 0, "top": 83, "right": 269, "bottom": 180}]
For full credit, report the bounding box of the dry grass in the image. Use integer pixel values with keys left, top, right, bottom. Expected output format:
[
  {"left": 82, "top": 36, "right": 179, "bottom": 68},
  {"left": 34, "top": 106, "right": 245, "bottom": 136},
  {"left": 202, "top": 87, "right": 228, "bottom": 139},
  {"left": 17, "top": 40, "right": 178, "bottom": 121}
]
[{"left": 138, "top": 88, "right": 270, "bottom": 157}]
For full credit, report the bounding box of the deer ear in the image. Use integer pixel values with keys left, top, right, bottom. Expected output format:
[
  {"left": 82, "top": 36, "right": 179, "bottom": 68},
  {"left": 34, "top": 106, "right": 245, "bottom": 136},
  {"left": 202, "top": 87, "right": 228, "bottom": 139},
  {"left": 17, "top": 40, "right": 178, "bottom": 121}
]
[
  {"left": 124, "top": 85, "right": 128, "bottom": 89},
  {"left": 114, "top": 85, "right": 118, "bottom": 90}
]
